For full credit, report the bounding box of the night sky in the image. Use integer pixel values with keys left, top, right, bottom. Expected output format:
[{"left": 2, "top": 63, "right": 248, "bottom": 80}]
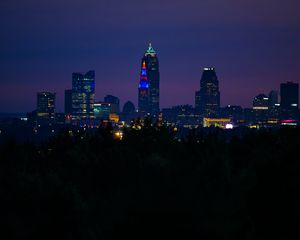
[{"left": 1, "top": 0, "right": 300, "bottom": 113}]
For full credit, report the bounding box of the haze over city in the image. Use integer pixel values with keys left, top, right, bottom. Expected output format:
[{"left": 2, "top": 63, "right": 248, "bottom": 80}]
[{"left": 1, "top": 0, "right": 300, "bottom": 112}]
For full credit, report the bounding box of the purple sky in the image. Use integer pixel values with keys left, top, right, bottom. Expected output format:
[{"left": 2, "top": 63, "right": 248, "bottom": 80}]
[{"left": 1, "top": 0, "right": 300, "bottom": 112}]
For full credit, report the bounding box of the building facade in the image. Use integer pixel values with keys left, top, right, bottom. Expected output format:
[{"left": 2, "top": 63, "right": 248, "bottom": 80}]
[
  {"left": 197, "top": 67, "right": 220, "bottom": 117},
  {"left": 280, "top": 82, "right": 299, "bottom": 119},
  {"left": 138, "top": 43, "right": 160, "bottom": 116},
  {"left": 72, "top": 70, "right": 95, "bottom": 122},
  {"left": 37, "top": 92, "right": 56, "bottom": 124},
  {"left": 104, "top": 95, "right": 120, "bottom": 114},
  {"left": 253, "top": 94, "right": 269, "bottom": 110},
  {"left": 196, "top": 67, "right": 220, "bottom": 117},
  {"left": 94, "top": 102, "right": 111, "bottom": 120},
  {"left": 280, "top": 82, "right": 298, "bottom": 110}
]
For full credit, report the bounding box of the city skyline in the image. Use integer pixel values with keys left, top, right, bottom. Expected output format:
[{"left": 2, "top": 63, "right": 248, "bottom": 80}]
[{"left": 1, "top": 0, "right": 300, "bottom": 112}]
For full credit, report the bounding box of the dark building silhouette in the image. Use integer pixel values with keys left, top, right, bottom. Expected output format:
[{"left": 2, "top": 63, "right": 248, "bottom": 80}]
[
  {"left": 195, "top": 90, "right": 201, "bottom": 113},
  {"left": 64, "top": 89, "right": 72, "bottom": 115},
  {"left": 280, "top": 82, "right": 298, "bottom": 114},
  {"left": 123, "top": 101, "right": 135, "bottom": 114},
  {"left": 104, "top": 95, "right": 120, "bottom": 114},
  {"left": 162, "top": 105, "right": 200, "bottom": 127},
  {"left": 268, "top": 90, "right": 280, "bottom": 120},
  {"left": 36, "top": 92, "right": 55, "bottom": 124},
  {"left": 220, "top": 105, "right": 244, "bottom": 125},
  {"left": 268, "top": 90, "right": 279, "bottom": 108},
  {"left": 122, "top": 101, "right": 135, "bottom": 123},
  {"left": 197, "top": 67, "right": 220, "bottom": 117},
  {"left": 72, "top": 70, "right": 95, "bottom": 122},
  {"left": 138, "top": 43, "right": 160, "bottom": 116}
]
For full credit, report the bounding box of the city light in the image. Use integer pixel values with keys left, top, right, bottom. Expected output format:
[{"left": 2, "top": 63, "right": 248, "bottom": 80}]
[
  {"left": 114, "top": 131, "right": 123, "bottom": 140},
  {"left": 225, "top": 123, "right": 234, "bottom": 129}
]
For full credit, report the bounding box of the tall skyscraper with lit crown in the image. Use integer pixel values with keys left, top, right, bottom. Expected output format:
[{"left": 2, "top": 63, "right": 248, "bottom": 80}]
[{"left": 138, "top": 43, "right": 160, "bottom": 115}]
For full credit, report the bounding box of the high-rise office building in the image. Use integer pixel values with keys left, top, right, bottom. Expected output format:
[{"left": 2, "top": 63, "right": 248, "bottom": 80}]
[
  {"left": 280, "top": 82, "right": 298, "bottom": 110},
  {"left": 64, "top": 89, "right": 72, "bottom": 115},
  {"left": 280, "top": 82, "right": 299, "bottom": 119},
  {"left": 197, "top": 67, "right": 220, "bottom": 117},
  {"left": 104, "top": 95, "right": 120, "bottom": 114},
  {"left": 138, "top": 60, "right": 150, "bottom": 114},
  {"left": 72, "top": 70, "right": 95, "bottom": 122},
  {"left": 37, "top": 92, "right": 56, "bottom": 124},
  {"left": 138, "top": 43, "right": 160, "bottom": 115}
]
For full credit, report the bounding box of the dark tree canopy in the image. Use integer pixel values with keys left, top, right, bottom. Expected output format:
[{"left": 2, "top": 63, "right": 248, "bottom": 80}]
[{"left": 0, "top": 126, "right": 299, "bottom": 239}]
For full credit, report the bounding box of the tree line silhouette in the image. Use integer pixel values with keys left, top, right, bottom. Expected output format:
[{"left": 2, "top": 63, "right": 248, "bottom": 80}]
[{"left": 0, "top": 124, "right": 299, "bottom": 239}]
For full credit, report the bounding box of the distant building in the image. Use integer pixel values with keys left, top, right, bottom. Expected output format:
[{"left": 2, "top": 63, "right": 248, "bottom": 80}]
[
  {"left": 197, "top": 67, "right": 220, "bottom": 117},
  {"left": 36, "top": 92, "right": 55, "bottom": 124},
  {"left": 280, "top": 82, "right": 299, "bottom": 119},
  {"left": 268, "top": 90, "right": 279, "bottom": 108},
  {"left": 268, "top": 90, "right": 280, "bottom": 120},
  {"left": 220, "top": 105, "right": 244, "bottom": 126},
  {"left": 123, "top": 101, "right": 135, "bottom": 115},
  {"left": 162, "top": 105, "right": 200, "bottom": 128},
  {"left": 64, "top": 89, "right": 72, "bottom": 115},
  {"left": 72, "top": 70, "right": 95, "bottom": 123},
  {"left": 121, "top": 101, "right": 136, "bottom": 123},
  {"left": 203, "top": 118, "right": 232, "bottom": 128},
  {"left": 94, "top": 102, "right": 111, "bottom": 120},
  {"left": 253, "top": 94, "right": 269, "bottom": 110},
  {"left": 138, "top": 43, "right": 160, "bottom": 116},
  {"left": 104, "top": 95, "right": 120, "bottom": 114},
  {"left": 252, "top": 94, "right": 269, "bottom": 124}
]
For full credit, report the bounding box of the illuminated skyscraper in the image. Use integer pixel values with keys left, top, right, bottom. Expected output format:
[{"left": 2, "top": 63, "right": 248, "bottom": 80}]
[
  {"left": 138, "top": 43, "right": 160, "bottom": 115},
  {"left": 138, "top": 60, "right": 150, "bottom": 114},
  {"left": 198, "top": 67, "right": 220, "bottom": 117},
  {"left": 72, "top": 70, "right": 95, "bottom": 122}
]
